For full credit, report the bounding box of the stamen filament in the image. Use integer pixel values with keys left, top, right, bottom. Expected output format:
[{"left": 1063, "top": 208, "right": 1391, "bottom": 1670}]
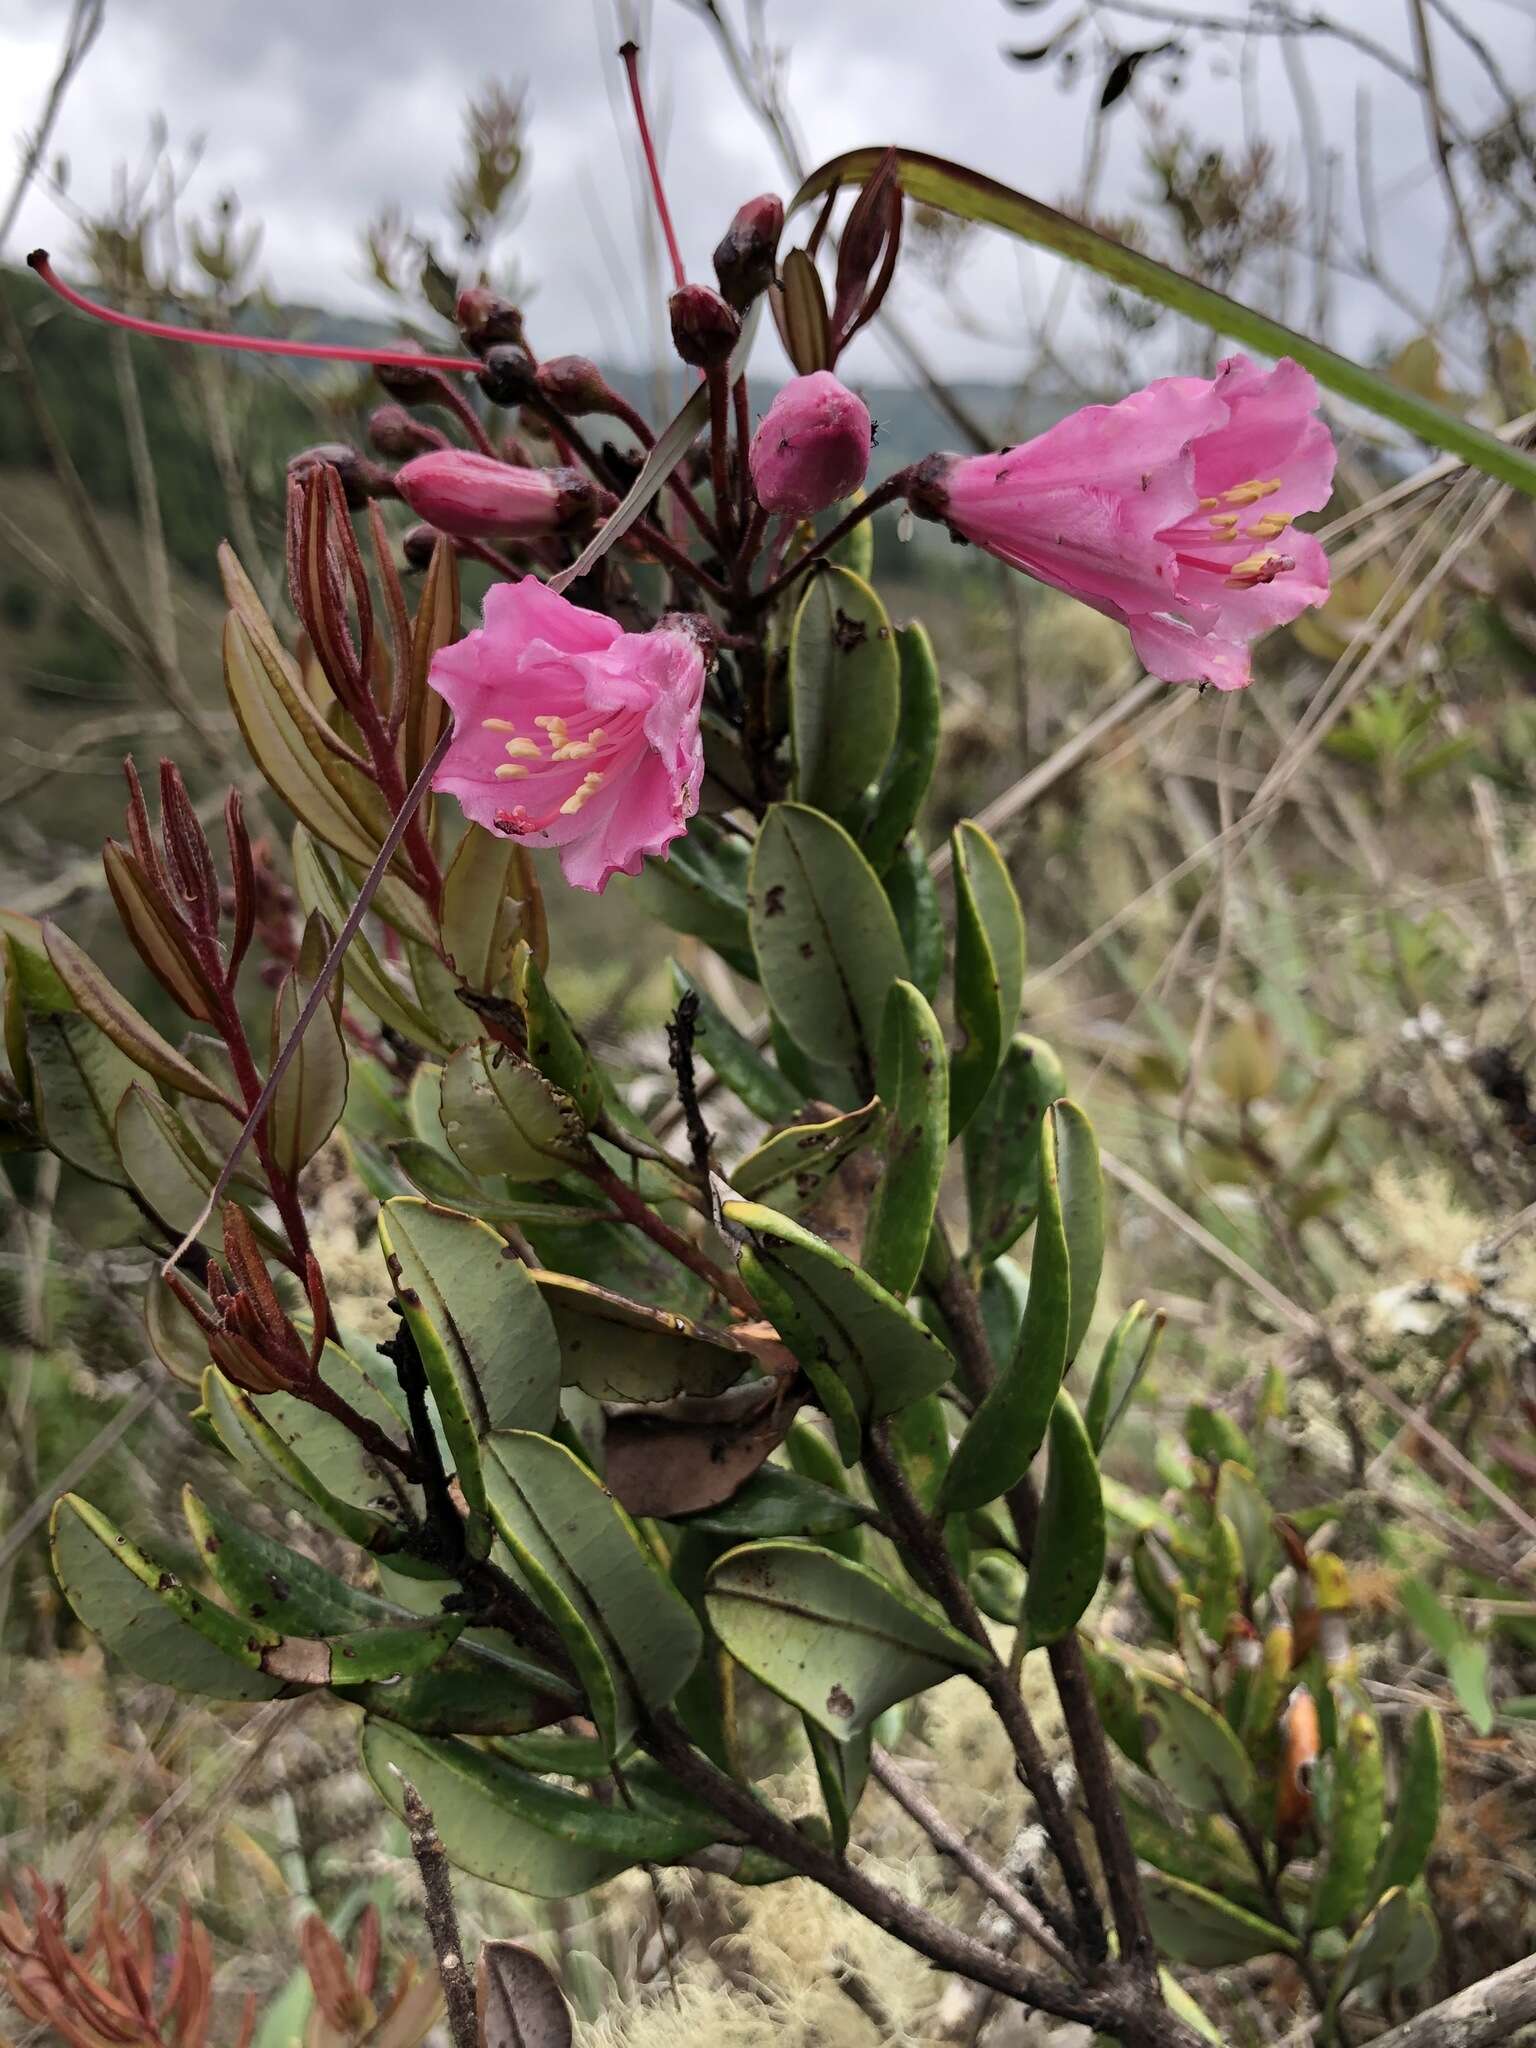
[{"left": 27, "top": 251, "right": 483, "bottom": 376}]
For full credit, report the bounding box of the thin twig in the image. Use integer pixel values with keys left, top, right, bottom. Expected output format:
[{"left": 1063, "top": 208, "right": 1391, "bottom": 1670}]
[{"left": 396, "top": 1776, "right": 478, "bottom": 2048}]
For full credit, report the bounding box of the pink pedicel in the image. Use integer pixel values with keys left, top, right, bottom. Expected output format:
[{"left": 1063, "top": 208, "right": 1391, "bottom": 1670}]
[
  {"left": 911, "top": 354, "right": 1336, "bottom": 691},
  {"left": 428, "top": 578, "right": 708, "bottom": 894}
]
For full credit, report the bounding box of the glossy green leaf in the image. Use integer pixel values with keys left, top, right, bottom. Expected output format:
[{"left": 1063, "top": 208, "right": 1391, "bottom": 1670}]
[
  {"left": 439, "top": 1041, "right": 590, "bottom": 1180},
  {"left": 361, "top": 1721, "right": 711, "bottom": 1896},
  {"left": 1053, "top": 1099, "right": 1103, "bottom": 1363},
  {"left": 1022, "top": 1392, "right": 1105, "bottom": 1647},
  {"left": 676, "top": 1464, "right": 876, "bottom": 1540},
  {"left": 50, "top": 1493, "right": 284, "bottom": 1701},
  {"left": 7, "top": 933, "right": 138, "bottom": 1185},
  {"left": 267, "top": 911, "right": 348, "bottom": 1179},
  {"left": 114, "top": 1083, "right": 226, "bottom": 1248},
  {"left": 1371, "top": 1706, "right": 1443, "bottom": 1900},
  {"left": 1142, "top": 1673, "right": 1257, "bottom": 1812},
  {"left": 971, "top": 1547, "right": 1027, "bottom": 1625},
  {"left": 884, "top": 834, "right": 944, "bottom": 1001},
  {"left": 41, "top": 921, "right": 232, "bottom": 1105},
  {"left": 531, "top": 1270, "right": 748, "bottom": 1401},
  {"left": 1198, "top": 1511, "right": 1245, "bottom": 1641},
  {"left": 1311, "top": 1708, "right": 1385, "bottom": 1929},
  {"left": 635, "top": 819, "right": 755, "bottom": 972},
  {"left": 670, "top": 964, "right": 801, "bottom": 1125},
  {"left": 1142, "top": 1872, "right": 1297, "bottom": 1967},
  {"left": 508, "top": 941, "right": 604, "bottom": 1127},
  {"left": 789, "top": 565, "right": 899, "bottom": 823},
  {"left": 863, "top": 980, "right": 948, "bottom": 1299},
  {"left": 942, "top": 1106, "right": 1070, "bottom": 1514},
  {"left": 726, "top": 1198, "right": 957, "bottom": 1442},
  {"left": 483, "top": 1432, "right": 701, "bottom": 1756},
  {"left": 1123, "top": 1792, "right": 1263, "bottom": 1903},
  {"left": 1084, "top": 1300, "right": 1162, "bottom": 1451},
  {"left": 962, "top": 1033, "right": 1066, "bottom": 1267},
  {"left": 789, "top": 148, "right": 1536, "bottom": 496},
  {"left": 862, "top": 622, "right": 942, "bottom": 875},
  {"left": 439, "top": 825, "right": 537, "bottom": 995},
  {"left": 748, "top": 804, "right": 907, "bottom": 1092},
  {"left": 705, "top": 1538, "right": 986, "bottom": 1736},
  {"left": 948, "top": 821, "right": 1025, "bottom": 1138},
  {"left": 807, "top": 1719, "right": 870, "bottom": 1855},
  {"left": 291, "top": 828, "right": 448, "bottom": 1051},
  {"left": 182, "top": 1485, "right": 403, "bottom": 1635},
  {"left": 1215, "top": 1459, "right": 1277, "bottom": 1592},
  {"left": 732, "top": 1098, "right": 883, "bottom": 1207},
  {"left": 1327, "top": 1887, "right": 1414, "bottom": 2025}
]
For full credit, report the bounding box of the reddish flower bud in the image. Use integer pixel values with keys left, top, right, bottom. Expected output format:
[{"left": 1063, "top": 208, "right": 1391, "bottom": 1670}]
[
  {"left": 401, "top": 522, "right": 440, "bottom": 569},
  {"left": 394, "top": 450, "right": 596, "bottom": 540},
  {"left": 536, "top": 355, "right": 612, "bottom": 416},
  {"left": 713, "top": 193, "right": 784, "bottom": 310},
  {"left": 477, "top": 343, "right": 539, "bottom": 409},
  {"left": 372, "top": 349, "right": 440, "bottom": 403},
  {"left": 367, "top": 403, "right": 443, "bottom": 458},
  {"left": 748, "top": 371, "right": 872, "bottom": 518},
  {"left": 668, "top": 283, "right": 741, "bottom": 370},
  {"left": 286, "top": 442, "right": 389, "bottom": 509},
  {"left": 455, "top": 286, "right": 526, "bottom": 355}
]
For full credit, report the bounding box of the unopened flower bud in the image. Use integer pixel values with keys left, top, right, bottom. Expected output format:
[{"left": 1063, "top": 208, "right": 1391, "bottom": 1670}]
[
  {"left": 372, "top": 348, "right": 441, "bottom": 404},
  {"left": 368, "top": 403, "right": 436, "bottom": 458},
  {"left": 455, "top": 286, "right": 526, "bottom": 355},
  {"left": 401, "top": 522, "right": 440, "bottom": 570},
  {"left": 536, "top": 355, "right": 611, "bottom": 416},
  {"left": 748, "top": 371, "right": 872, "bottom": 518},
  {"left": 286, "top": 442, "right": 389, "bottom": 508},
  {"left": 477, "top": 343, "right": 539, "bottom": 409},
  {"left": 668, "top": 284, "right": 741, "bottom": 371},
  {"left": 712, "top": 193, "right": 784, "bottom": 311},
  {"left": 394, "top": 449, "right": 596, "bottom": 539}
]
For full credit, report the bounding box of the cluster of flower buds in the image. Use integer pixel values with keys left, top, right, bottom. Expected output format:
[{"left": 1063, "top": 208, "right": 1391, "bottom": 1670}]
[{"left": 171, "top": 1202, "right": 331, "bottom": 1395}]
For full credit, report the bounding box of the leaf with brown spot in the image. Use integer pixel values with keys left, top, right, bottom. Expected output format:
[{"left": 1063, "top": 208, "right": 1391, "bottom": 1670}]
[{"left": 603, "top": 1379, "right": 804, "bottom": 1519}]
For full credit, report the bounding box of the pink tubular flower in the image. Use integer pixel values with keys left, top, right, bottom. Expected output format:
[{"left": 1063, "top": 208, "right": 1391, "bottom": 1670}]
[
  {"left": 750, "top": 371, "right": 873, "bottom": 519},
  {"left": 394, "top": 450, "right": 594, "bottom": 540},
  {"left": 428, "top": 579, "right": 709, "bottom": 894},
  {"left": 907, "top": 355, "right": 1336, "bottom": 691}
]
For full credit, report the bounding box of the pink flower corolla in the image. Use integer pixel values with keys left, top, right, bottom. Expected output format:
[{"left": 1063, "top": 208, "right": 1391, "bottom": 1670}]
[
  {"left": 394, "top": 450, "right": 594, "bottom": 540},
  {"left": 749, "top": 371, "right": 873, "bottom": 519},
  {"left": 428, "top": 579, "right": 709, "bottom": 894},
  {"left": 908, "top": 355, "right": 1336, "bottom": 691}
]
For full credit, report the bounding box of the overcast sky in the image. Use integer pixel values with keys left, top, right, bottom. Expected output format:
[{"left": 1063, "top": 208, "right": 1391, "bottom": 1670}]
[{"left": 4, "top": 0, "right": 1536, "bottom": 390}]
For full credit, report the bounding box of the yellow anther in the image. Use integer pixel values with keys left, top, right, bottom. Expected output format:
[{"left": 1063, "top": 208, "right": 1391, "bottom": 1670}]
[
  {"left": 494, "top": 762, "right": 528, "bottom": 780},
  {"left": 502, "top": 737, "right": 543, "bottom": 759},
  {"left": 481, "top": 717, "right": 517, "bottom": 732},
  {"left": 534, "top": 714, "right": 569, "bottom": 734},
  {"left": 1221, "top": 477, "right": 1283, "bottom": 507},
  {"left": 551, "top": 740, "right": 597, "bottom": 760},
  {"left": 1208, "top": 512, "right": 1241, "bottom": 533},
  {"left": 1247, "top": 513, "right": 1290, "bottom": 539},
  {"left": 588, "top": 727, "right": 607, "bottom": 745},
  {"left": 559, "top": 770, "right": 605, "bottom": 815},
  {"left": 1199, "top": 496, "right": 1220, "bottom": 510}
]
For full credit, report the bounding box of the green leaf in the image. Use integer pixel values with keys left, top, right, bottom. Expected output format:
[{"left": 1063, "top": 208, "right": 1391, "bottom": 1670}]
[
  {"left": 971, "top": 1547, "right": 1027, "bottom": 1625},
  {"left": 291, "top": 828, "right": 448, "bottom": 1051},
  {"left": 807, "top": 1718, "right": 870, "bottom": 1855},
  {"left": 1022, "top": 1392, "right": 1105, "bottom": 1647},
  {"left": 862, "top": 622, "right": 942, "bottom": 875},
  {"left": 1142, "top": 1673, "right": 1257, "bottom": 1812},
  {"left": 1311, "top": 1708, "right": 1385, "bottom": 1930},
  {"left": 1084, "top": 1300, "right": 1163, "bottom": 1451},
  {"left": 1054, "top": 1099, "right": 1103, "bottom": 1362},
  {"left": 1327, "top": 1887, "right": 1414, "bottom": 2025},
  {"left": 530, "top": 1271, "right": 749, "bottom": 1401},
  {"left": 732, "top": 1098, "right": 884, "bottom": 1207},
  {"left": 705, "top": 1538, "right": 986, "bottom": 1736},
  {"left": 726, "top": 1198, "right": 957, "bottom": 1444},
  {"left": 788, "top": 148, "right": 1536, "bottom": 498},
  {"left": 50, "top": 1493, "right": 284, "bottom": 1700},
  {"left": 777, "top": 246, "right": 830, "bottom": 372},
  {"left": 1198, "top": 1512, "right": 1245, "bottom": 1641},
  {"left": 483, "top": 1432, "right": 702, "bottom": 1756},
  {"left": 1371, "top": 1706, "right": 1443, "bottom": 1900},
  {"left": 942, "top": 1105, "right": 1070, "bottom": 1514},
  {"left": 963, "top": 1033, "right": 1066, "bottom": 1266},
  {"left": 676, "top": 1465, "right": 876, "bottom": 1540},
  {"left": 789, "top": 565, "right": 899, "bottom": 824},
  {"left": 509, "top": 942, "right": 604, "bottom": 1127},
  {"left": 863, "top": 981, "right": 948, "bottom": 1299},
  {"left": 635, "top": 819, "right": 755, "bottom": 972},
  {"left": 671, "top": 964, "right": 801, "bottom": 1125},
  {"left": 267, "top": 911, "right": 349, "bottom": 1178},
  {"left": 182, "top": 1485, "right": 402, "bottom": 1634},
  {"left": 748, "top": 803, "right": 907, "bottom": 1092},
  {"left": 41, "top": 921, "right": 231, "bottom": 1105},
  {"left": 438, "top": 825, "right": 538, "bottom": 995},
  {"left": 440, "top": 1042, "right": 590, "bottom": 1180},
  {"left": 948, "top": 822, "right": 1025, "bottom": 1138},
  {"left": 1142, "top": 1872, "right": 1297, "bottom": 1967},
  {"left": 1214, "top": 1459, "right": 1277, "bottom": 1592},
  {"left": 7, "top": 933, "right": 138, "bottom": 1185},
  {"left": 884, "top": 835, "right": 944, "bottom": 1001},
  {"left": 1400, "top": 1578, "right": 1494, "bottom": 1734},
  {"left": 114, "top": 1083, "right": 227, "bottom": 1248},
  {"left": 360, "top": 1721, "right": 712, "bottom": 1896}
]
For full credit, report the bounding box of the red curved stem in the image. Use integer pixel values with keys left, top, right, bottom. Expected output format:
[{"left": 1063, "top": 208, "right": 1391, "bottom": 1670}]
[{"left": 618, "top": 44, "right": 687, "bottom": 291}]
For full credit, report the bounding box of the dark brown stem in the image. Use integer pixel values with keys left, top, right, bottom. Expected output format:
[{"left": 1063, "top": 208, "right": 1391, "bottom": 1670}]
[
  {"left": 397, "top": 1777, "right": 478, "bottom": 2048},
  {"left": 750, "top": 471, "right": 908, "bottom": 610},
  {"left": 626, "top": 513, "right": 732, "bottom": 606},
  {"left": 579, "top": 1154, "right": 756, "bottom": 1316},
  {"left": 732, "top": 373, "right": 753, "bottom": 531},
  {"left": 862, "top": 1426, "right": 1104, "bottom": 1961}
]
